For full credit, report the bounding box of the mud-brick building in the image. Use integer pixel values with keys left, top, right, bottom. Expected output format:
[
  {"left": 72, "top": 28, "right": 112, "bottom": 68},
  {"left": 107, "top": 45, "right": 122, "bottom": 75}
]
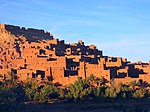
[{"left": 0, "top": 23, "right": 150, "bottom": 86}]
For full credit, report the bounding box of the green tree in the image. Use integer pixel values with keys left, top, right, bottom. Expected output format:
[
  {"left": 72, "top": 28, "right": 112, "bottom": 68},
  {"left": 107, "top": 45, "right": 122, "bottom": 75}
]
[
  {"left": 105, "top": 79, "right": 121, "bottom": 99},
  {"left": 133, "top": 88, "right": 148, "bottom": 98},
  {"left": 128, "top": 80, "right": 140, "bottom": 91},
  {"left": 87, "top": 74, "right": 96, "bottom": 88},
  {"left": 33, "top": 92, "right": 40, "bottom": 102},
  {"left": 86, "top": 74, "right": 108, "bottom": 87},
  {"left": 95, "top": 77, "right": 108, "bottom": 87},
  {"left": 1, "top": 71, "right": 18, "bottom": 90},
  {"left": 39, "top": 83, "right": 60, "bottom": 103},
  {"left": 24, "top": 78, "right": 38, "bottom": 101},
  {"left": 66, "top": 77, "right": 92, "bottom": 101},
  {"left": 119, "top": 83, "right": 132, "bottom": 99},
  {"left": 93, "top": 86, "right": 106, "bottom": 99}
]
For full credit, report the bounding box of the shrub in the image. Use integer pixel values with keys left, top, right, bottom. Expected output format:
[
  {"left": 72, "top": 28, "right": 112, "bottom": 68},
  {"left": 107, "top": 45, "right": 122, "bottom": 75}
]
[{"left": 0, "top": 86, "right": 25, "bottom": 111}]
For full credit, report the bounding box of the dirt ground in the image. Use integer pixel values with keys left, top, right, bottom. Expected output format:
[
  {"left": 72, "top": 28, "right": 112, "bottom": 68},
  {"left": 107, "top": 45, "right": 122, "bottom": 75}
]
[{"left": 24, "top": 101, "right": 150, "bottom": 112}]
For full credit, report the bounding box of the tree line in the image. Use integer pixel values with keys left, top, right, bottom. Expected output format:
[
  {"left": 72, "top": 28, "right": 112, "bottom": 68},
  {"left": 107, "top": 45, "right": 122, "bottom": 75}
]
[{"left": 0, "top": 72, "right": 150, "bottom": 111}]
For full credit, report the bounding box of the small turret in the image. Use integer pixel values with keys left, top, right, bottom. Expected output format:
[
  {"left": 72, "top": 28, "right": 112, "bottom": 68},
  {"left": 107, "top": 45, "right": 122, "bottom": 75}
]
[
  {"left": 78, "top": 40, "right": 84, "bottom": 45},
  {"left": 0, "top": 23, "right": 5, "bottom": 29},
  {"left": 89, "top": 44, "right": 96, "bottom": 49}
]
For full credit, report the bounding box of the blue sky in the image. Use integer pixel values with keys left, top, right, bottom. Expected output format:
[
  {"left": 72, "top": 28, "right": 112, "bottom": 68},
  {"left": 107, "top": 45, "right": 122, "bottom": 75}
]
[{"left": 0, "top": 0, "right": 150, "bottom": 62}]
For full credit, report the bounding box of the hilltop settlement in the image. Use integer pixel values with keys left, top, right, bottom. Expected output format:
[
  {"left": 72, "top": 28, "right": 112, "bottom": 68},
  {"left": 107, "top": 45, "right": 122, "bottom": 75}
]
[{"left": 0, "top": 23, "right": 150, "bottom": 86}]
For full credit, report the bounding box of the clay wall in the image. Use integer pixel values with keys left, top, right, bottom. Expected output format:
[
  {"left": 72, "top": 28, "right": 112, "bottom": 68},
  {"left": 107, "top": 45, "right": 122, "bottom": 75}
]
[
  {"left": 139, "top": 74, "right": 150, "bottom": 83},
  {"left": 114, "top": 77, "right": 139, "bottom": 85},
  {"left": 46, "top": 39, "right": 58, "bottom": 44},
  {"left": 3, "top": 24, "right": 53, "bottom": 41},
  {"left": 117, "top": 66, "right": 128, "bottom": 78},
  {"left": 51, "top": 67, "right": 65, "bottom": 80},
  {"left": 11, "top": 59, "right": 25, "bottom": 68},
  {"left": 17, "top": 69, "right": 33, "bottom": 81},
  {"left": 85, "top": 62, "right": 110, "bottom": 81},
  {"left": 66, "top": 55, "right": 82, "bottom": 62},
  {"left": 0, "top": 68, "right": 11, "bottom": 77},
  {"left": 106, "top": 57, "right": 122, "bottom": 67}
]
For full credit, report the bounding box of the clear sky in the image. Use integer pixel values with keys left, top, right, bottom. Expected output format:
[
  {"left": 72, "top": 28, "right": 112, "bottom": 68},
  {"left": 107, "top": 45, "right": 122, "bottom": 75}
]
[{"left": 0, "top": 0, "right": 150, "bottom": 62}]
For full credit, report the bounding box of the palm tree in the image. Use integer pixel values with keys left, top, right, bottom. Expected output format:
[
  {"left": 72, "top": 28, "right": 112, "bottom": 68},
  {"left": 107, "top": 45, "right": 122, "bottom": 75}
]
[
  {"left": 128, "top": 80, "right": 140, "bottom": 91},
  {"left": 7, "top": 71, "right": 18, "bottom": 85},
  {"left": 1, "top": 71, "right": 18, "bottom": 89},
  {"left": 46, "top": 75, "right": 54, "bottom": 84},
  {"left": 139, "top": 80, "right": 150, "bottom": 88},
  {"left": 87, "top": 74, "right": 96, "bottom": 88},
  {"left": 99, "top": 77, "right": 108, "bottom": 86},
  {"left": 87, "top": 74, "right": 108, "bottom": 87},
  {"left": 66, "top": 77, "right": 92, "bottom": 101}
]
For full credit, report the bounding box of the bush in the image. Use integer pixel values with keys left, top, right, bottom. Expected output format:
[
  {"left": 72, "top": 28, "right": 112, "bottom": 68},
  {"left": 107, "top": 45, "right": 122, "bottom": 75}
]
[{"left": 0, "top": 86, "right": 25, "bottom": 112}]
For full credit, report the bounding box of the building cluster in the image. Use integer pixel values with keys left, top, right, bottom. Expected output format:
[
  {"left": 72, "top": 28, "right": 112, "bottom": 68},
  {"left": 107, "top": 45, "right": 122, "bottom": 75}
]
[{"left": 0, "top": 23, "right": 150, "bottom": 86}]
